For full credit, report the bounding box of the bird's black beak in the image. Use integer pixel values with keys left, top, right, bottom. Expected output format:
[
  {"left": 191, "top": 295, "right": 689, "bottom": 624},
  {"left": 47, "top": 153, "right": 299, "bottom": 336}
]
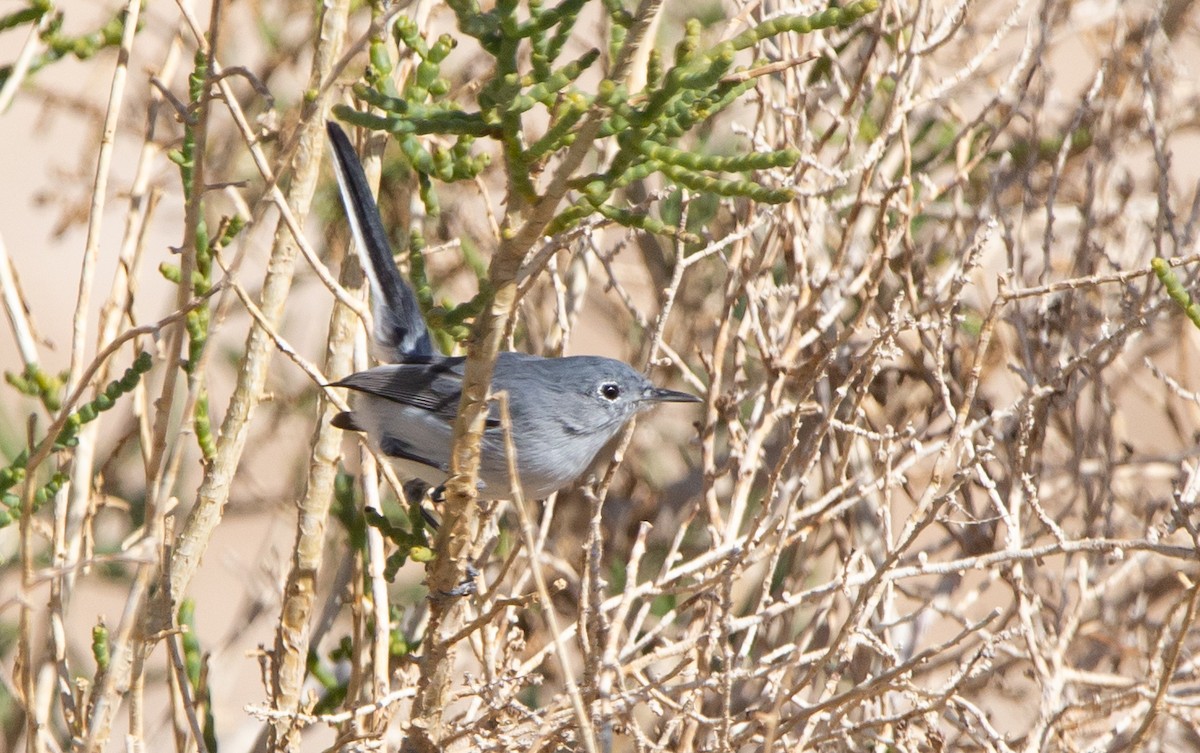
[{"left": 646, "top": 386, "right": 703, "bottom": 404}]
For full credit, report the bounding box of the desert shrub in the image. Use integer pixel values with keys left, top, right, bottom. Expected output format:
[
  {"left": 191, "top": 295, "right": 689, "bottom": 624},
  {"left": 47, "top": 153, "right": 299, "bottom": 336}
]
[{"left": 3, "top": 1, "right": 1200, "bottom": 751}]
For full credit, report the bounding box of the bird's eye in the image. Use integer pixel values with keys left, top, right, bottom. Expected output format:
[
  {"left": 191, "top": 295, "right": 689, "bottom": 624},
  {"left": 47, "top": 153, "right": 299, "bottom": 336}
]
[{"left": 600, "top": 382, "right": 621, "bottom": 401}]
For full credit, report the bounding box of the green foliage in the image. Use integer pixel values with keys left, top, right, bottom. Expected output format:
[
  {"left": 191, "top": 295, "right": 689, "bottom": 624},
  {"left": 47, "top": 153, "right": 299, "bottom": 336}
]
[
  {"left": 1152, "top": 257, "right": 1200, "bottom": 330},
  {"left": 389, "top": 604, "right": 418, "bottom": 656},
  {"left": 178, "top": 600, "right": 202, "bottom": 686},
  {"left": 0, "top": 2, "right": 137, "bottom": 92},
  {"left": 334, "top": 464, "right": 433, "bottom": 580},
  {"left": 308, "top": 625, "right": 418, "bottom": 714},
  {"left": 334, "top": 469, "right": 433, "bottom": 578},
  {"left": 4, "top": 364, "right": 66, "bottom": 411},
  {"left": 398, "top": 228, "right": 490, "bottom": 350},
  {"left": 364, "top": 505, "right": 432, "bottom": 581},
  {"left": 336, "top": 0, "right": 879, "bottom": 242},
  {"left": 178, "top": 600, "right": 218, "bottom": 753},
  {"left": 0, "top": 351, "right": 153, "bottom": 527},
  {"left": 91, "top": 622, "right": 110, "bottom": 673},
  {"left": 425, "top": 284, "right": 489, "bottom": 347},
  {"left": 307, "top": 619, "right": 418, "bottom": 714},
  {"left": 332, "top": 471, "right": 368, "bottom": 551},
  {"left": 163, "top": 54, "right": 246, "bottom": 461},
  {"left": 307, "top": 644, "right": 347, "bottom": 714},
  {"left": 997, "top": 127, "right": 1094, "bottom": 169}
]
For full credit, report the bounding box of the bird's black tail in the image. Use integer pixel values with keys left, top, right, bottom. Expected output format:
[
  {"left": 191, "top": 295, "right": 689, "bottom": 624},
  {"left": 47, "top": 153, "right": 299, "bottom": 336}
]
[{"left": 326, "top": 121, "right": 435, "bottom": 360}]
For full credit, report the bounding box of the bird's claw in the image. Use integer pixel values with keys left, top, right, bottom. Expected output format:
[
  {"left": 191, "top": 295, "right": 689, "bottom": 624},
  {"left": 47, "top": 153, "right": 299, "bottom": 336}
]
[{"left": 438, "top": 562, "right": 480, "bottom": 598}]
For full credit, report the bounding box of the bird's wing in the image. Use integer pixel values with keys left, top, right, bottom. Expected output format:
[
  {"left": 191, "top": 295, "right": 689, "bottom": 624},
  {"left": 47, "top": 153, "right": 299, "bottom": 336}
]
[
  {"left": 331, "top": 359, "right": 466, "bottom": 418},
  {"left": 330, "top": 354, "right": 550, "bottom": 427}
]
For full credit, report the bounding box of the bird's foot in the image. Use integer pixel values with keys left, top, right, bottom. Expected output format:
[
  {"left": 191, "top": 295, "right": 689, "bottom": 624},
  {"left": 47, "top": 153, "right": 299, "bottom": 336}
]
[{"left": 438, "top": 562, "right": 480, "bottom": 598}]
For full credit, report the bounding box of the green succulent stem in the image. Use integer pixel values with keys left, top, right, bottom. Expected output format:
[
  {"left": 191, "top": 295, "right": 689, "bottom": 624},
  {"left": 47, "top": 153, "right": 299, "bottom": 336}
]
[
  {"left": 727, "top": 0, "right": 880, "bottom": 51},
  {"left": 0, "top": 351, "right": 153, "bottom": 525},
  {"left": 91, "top": 623, "right": 111, "bottom": 672},
  {"left": 0, "top": 4, "right": 135, "bottom": 90},
  {"left": 1153, "top": 257, "right": 1200, "bottom": 330},
  {"left": 339, "top": 0, "right": 878, "bottom": 230}
]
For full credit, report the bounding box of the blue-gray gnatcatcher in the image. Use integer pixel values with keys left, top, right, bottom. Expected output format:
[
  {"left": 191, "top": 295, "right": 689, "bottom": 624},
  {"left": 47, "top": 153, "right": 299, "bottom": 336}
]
[{"left": 325, "top": 122, "right": 700, "bottom": 499}]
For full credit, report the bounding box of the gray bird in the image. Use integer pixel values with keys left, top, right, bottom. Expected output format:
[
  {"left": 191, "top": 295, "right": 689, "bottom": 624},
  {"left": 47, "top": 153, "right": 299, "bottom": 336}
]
[{"left": 325, "top": 121, "right": 700, "bottom": 499}]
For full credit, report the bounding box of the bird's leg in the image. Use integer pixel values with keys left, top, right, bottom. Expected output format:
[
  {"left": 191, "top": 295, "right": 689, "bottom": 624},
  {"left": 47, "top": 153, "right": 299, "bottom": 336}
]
[{"left": 438, "top": 561, "right": 480, "bottom": 598}]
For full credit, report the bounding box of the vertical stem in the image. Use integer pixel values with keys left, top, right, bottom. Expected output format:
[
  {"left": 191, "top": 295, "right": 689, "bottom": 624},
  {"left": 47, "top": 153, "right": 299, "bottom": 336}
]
[
  {"left": 405, "top": 1, "right": 667, "bottom": 747},
  {"left": 159, "top": 0, "right": 345, "bottom": 623},
  {"left": 19, "top": 429, "right": 39, "bottom": 753},
  {"left": 47, "top": 0, "right": 143, "bottom": 744},
  {"left": 77, "top": 0, "right": 348, "bottom": 745},
  {"left": 68, "top": 0, "right": 142, "bottom": 391},
  {"left": 0, "top": 232, "right": 39, "bottom": 365},
  {"left": 265, "top": 5, "right": 358, "bottom": 741}
]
